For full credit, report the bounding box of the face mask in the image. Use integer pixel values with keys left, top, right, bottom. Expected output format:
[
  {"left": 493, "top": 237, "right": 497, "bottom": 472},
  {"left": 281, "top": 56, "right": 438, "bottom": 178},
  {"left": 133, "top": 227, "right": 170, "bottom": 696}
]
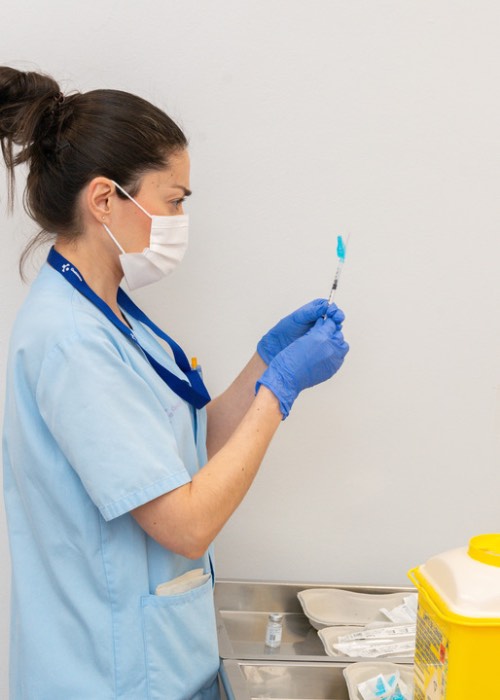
[{"left": 102, "top": 180, "right": 189, "bottom": 291}]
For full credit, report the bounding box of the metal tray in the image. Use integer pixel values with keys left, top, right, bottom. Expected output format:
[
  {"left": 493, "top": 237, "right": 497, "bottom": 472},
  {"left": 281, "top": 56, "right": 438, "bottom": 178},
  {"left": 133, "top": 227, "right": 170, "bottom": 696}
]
[
  {"left": 220, "top": 659, "right": 415, "bottom": 700},
  {"left": 215, "top": 579, "right": 415, "bottom": 663},
  {"left": 220, "top": 660, "right": 351, "bottom": 700}
]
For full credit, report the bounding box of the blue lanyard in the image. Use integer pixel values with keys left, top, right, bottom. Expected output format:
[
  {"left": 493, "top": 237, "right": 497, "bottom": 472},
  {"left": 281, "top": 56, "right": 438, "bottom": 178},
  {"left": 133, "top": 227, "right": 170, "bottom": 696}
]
[{"left": 47, "top": 246, "right": 211, "bottom": 410}]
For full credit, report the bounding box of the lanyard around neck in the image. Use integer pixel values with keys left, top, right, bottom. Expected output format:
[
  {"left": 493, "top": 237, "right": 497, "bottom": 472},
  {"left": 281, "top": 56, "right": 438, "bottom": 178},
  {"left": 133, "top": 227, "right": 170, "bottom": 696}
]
[{"left": 47, "top": 247, "right": 211, "bottom": 410}]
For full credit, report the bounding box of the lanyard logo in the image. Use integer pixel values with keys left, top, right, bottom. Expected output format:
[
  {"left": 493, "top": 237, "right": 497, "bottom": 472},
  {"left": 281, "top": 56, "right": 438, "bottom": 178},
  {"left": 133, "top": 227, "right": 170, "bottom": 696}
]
[{"left": 61, "top": 262, "right": 83, "bottom": 282}]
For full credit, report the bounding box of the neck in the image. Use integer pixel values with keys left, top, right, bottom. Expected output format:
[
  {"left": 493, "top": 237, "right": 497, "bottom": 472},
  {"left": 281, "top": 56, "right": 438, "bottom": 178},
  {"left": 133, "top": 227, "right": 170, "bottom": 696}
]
[{"left": 54, "top": 235, "right": 125, "bottom": 318}]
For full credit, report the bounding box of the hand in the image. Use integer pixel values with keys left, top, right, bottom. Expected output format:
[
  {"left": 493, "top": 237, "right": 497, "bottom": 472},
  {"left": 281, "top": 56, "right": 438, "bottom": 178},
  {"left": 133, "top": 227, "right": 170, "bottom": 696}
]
[
  {"left": 256, "top": 316, "right": 349, "bottom": 419},
  {"left": 257, "top": 299, "right": 345, "bottom": 365}
]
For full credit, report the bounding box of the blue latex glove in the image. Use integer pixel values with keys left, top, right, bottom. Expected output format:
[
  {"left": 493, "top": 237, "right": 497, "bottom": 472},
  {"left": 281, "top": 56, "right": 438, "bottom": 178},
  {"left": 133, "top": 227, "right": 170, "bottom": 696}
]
[
  {"left": 257, "top": 299, "right": 345, "bottom": 365},
  {"left": 256, "top": 316, "right": 349, "bottom": 419}
]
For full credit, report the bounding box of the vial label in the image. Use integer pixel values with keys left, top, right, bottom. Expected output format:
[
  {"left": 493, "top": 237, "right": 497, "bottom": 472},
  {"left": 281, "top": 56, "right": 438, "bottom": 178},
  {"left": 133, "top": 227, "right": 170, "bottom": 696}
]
[{"left": 265, "top": 623, "right": 282, "bottom": 648}]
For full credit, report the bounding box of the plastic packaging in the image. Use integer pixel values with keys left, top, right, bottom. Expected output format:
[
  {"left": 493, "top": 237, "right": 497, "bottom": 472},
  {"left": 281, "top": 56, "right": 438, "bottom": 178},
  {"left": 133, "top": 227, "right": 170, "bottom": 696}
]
[
  {"left": 408, "top": 533, "right": 500, "bottom": 699},
  {"left": 316, "top": 594, "right": 418, "bottom": 661},
  {"left": 357, "top": 671, "right": 410, "bottom": 700},
  {"left": 379, "top": 594, "right": 418, "bottom": 623},
  {"left": 334, "top": 637, "right": 415, "bottom": 659}
]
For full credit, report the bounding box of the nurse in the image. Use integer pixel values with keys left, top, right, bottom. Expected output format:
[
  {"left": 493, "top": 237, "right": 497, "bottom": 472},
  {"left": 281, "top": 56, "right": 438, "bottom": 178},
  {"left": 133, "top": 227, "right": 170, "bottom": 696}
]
[{"left": 0, "top": 67, "right": 349, "bottom": 700}]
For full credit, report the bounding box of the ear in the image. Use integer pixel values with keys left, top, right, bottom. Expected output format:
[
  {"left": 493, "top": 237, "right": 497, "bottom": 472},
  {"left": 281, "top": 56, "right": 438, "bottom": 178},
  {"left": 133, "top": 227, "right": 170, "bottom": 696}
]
[{"left": 85, "top": 177, "right": 117, "bottom": 224}]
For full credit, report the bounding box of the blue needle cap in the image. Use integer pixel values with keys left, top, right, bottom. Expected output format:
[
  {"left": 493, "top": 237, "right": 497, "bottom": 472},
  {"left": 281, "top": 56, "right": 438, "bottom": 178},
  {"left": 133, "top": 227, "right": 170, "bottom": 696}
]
[{"left": 337, "top": 235, "right": 346, "bottom": 262}]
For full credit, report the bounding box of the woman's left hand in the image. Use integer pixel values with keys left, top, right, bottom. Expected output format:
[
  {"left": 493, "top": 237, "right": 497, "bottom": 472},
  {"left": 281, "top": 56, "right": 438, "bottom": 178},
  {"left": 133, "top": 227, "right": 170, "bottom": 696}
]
[{"left": 257, "top": 298, "right": 345, "bottom": 364}]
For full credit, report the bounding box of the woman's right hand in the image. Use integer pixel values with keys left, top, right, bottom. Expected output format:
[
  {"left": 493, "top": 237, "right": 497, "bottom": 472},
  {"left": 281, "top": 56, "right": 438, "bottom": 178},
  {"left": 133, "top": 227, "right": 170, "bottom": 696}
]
[{"left": 256, "top": 314, "right": 349, "bottom": 419}]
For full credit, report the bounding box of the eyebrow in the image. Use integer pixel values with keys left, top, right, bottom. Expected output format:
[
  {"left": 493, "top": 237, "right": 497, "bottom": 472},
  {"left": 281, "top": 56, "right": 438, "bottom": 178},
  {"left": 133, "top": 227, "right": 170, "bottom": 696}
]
[{"left": 172, "top": 185, "right": 192, "bottom": 197}]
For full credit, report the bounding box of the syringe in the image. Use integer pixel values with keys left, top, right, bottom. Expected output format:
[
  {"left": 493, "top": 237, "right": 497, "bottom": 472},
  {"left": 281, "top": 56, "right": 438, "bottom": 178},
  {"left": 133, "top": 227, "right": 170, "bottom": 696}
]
[{"left": 327, "top": 235, "right": 348, "bottom": 305}]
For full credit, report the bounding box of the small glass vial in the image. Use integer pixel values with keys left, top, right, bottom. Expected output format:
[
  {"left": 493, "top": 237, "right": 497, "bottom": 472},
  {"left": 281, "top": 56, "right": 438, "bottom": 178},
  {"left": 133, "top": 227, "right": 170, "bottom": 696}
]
[{"left": 265, "top": 612, "right": 283, "bottom": 648}]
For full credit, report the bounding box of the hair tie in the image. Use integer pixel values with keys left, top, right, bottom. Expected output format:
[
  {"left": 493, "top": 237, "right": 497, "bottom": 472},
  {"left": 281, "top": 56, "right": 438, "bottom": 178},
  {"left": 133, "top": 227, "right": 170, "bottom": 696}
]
[{"left": 50, "top": 92, "right": 65, "bottom": 117}]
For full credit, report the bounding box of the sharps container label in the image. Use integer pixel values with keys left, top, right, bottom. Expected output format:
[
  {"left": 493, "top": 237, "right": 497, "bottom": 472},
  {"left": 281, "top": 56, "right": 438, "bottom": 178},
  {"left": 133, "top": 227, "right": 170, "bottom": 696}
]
[{"left": 414, "top": 603, "right": 449, "bottom": 699}]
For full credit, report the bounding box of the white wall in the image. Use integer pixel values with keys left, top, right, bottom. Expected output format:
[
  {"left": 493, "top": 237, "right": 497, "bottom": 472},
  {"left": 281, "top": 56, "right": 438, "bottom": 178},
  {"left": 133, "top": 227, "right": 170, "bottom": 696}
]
[{"left": 2, "top": 0, "right": 500, "bottom": 694}]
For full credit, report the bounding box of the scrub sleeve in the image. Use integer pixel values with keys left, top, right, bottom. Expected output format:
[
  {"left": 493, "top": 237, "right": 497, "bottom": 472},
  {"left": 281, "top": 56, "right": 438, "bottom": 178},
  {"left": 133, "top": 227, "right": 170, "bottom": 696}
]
[{"left": 36, "top": 331, "right": 194, "bottom": 520}]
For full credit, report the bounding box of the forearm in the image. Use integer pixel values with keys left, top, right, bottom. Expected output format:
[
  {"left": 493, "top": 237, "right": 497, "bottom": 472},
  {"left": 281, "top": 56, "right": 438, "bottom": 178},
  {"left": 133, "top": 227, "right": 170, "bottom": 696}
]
[
  {"left": 132, "top": 385, "right": 282, "bottom": 558},
  {"left": 206, "top": 351, "right": 267, "bottom": 458}
]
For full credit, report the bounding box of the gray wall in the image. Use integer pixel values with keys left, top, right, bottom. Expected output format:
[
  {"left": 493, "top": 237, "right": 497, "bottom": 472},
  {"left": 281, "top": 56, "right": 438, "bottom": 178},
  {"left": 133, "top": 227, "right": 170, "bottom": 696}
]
[{"left": 1, "top": 1, "right": 500, "bottom": 695}]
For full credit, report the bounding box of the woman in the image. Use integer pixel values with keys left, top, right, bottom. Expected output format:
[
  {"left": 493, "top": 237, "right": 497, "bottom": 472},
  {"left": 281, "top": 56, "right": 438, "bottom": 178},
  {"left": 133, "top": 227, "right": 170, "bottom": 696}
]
[{"left": 0, "top": 67, "right": 349, "bottom": 700}]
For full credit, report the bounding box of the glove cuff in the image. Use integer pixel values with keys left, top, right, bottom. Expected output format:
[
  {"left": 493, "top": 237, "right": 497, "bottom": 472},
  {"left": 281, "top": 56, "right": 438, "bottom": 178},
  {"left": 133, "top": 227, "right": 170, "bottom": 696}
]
[
  {"left": 256, "top": 364, "right": 297, "bottom": 420},
  {"left": 256, "top": 338, "right": 273, "bottom": 366}
]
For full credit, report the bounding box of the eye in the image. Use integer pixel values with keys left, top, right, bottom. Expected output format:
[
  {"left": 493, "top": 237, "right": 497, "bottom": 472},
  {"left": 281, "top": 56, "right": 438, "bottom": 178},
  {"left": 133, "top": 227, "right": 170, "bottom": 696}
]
[{"left": 172, "top": 198, "right": 186, "bottom": 210}]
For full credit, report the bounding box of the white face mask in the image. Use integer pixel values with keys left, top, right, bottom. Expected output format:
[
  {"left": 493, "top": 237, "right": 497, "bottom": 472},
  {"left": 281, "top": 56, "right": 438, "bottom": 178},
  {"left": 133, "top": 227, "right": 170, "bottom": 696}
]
[{"left": 102, "top": 180, "right": 189, "bottom": 291}]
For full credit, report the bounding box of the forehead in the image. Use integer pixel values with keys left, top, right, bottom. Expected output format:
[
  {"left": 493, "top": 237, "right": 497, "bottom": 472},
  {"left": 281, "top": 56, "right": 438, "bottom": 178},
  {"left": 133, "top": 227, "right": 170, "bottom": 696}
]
[{"left": 143, "top": 150, "right": 190, "bottom": 191}]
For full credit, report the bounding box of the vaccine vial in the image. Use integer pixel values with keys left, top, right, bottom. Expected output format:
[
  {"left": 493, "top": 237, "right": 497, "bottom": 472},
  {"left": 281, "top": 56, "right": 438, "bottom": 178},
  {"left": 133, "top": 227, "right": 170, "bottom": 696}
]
[{"left": 265, "top": 612, "right": 283, "bottom": 648}]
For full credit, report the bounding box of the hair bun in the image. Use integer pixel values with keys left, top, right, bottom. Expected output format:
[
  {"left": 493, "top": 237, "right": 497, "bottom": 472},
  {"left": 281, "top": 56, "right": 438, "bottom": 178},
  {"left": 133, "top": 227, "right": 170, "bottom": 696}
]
[{"left": 0, "top": 66, "right": 61, "bottom": 155}]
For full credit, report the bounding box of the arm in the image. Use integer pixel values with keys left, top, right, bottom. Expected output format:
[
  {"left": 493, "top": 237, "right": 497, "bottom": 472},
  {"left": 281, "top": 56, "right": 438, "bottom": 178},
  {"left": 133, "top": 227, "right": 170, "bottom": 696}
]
[
  {"left": 132, "top": 385, "right": 282, "bottom": 559},
  {"left": 132, "top": 311, "right": 348, "bottom": 559},
  {"left": 205, "top": 352, "right": 267, "bottom": 459}
]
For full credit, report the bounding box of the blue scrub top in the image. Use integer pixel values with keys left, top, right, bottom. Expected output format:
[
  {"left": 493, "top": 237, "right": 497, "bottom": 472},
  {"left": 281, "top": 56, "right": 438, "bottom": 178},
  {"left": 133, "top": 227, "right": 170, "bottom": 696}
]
[{"left": 2, "top": 264, "right": 220, "bottom": 700}]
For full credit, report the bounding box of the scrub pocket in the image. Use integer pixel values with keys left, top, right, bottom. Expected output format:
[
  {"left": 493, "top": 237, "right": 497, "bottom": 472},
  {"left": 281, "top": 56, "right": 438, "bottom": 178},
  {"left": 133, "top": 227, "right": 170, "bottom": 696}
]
[{"left": 141, "top": 576, "right": 220, "bottom": 700}]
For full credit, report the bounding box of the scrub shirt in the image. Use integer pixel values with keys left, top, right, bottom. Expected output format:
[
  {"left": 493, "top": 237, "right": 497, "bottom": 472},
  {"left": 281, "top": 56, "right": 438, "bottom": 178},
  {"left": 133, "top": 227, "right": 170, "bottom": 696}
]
[{"left": 2, "top": 263, "right": 220, "bottom": 700}]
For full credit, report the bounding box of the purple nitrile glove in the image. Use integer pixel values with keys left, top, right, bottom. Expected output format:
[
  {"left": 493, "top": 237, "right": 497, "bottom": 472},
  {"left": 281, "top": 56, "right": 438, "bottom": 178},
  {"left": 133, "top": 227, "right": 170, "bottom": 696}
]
[
  {"left": 257, "top": 298, "right": 345, "bottom": 365},
  {"left": 256, "top": 315, "right": 349, "bottom": 419}
]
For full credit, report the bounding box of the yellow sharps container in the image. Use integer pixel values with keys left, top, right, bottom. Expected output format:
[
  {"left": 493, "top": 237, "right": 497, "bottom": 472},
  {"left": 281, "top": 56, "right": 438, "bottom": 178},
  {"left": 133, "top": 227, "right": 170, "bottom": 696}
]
[{"left": 408, "top": 534, "right": 500, "bottom": 699}]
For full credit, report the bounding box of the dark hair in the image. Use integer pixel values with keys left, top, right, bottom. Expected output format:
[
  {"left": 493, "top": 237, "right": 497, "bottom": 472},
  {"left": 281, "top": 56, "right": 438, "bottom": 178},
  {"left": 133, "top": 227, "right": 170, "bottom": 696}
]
[{"left": 0, "top": 66, "right": 188, "bottom": 274}]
